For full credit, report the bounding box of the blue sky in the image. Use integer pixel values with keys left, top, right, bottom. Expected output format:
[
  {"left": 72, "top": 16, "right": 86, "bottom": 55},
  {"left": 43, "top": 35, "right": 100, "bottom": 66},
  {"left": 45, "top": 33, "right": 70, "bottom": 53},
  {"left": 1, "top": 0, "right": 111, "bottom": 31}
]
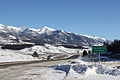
[{"left": 0, "top": 0, "right": 120, "bottom": 40}]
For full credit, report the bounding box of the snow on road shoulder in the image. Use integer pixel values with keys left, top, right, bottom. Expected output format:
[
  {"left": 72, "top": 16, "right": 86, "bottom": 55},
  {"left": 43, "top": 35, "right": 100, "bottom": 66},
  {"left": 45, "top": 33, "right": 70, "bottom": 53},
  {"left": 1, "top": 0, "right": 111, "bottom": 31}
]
[
  {"left": 17, "top": 67, "right": 66, "bottom": 80},
  {"left": 50, "top": 62, "right": 120, "bottom": 80},
  {"left": 16, "top": 59, "right": 120, "bottom": 80}
]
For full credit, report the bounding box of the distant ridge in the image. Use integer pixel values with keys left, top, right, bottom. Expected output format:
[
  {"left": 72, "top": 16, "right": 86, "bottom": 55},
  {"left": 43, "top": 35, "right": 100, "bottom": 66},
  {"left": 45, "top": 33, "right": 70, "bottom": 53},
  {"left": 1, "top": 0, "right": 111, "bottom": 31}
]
[{"left": 0, "top": 24, "right": 109, "bottom": 46}]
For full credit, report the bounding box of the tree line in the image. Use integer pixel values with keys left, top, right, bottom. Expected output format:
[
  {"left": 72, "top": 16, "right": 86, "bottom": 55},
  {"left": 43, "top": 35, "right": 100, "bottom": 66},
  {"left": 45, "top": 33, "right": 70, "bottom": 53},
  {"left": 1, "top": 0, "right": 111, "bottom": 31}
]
[
  {"left": 1, "top": 44, "right": 34, "bottom": 50},
  {"left": 104, "top": 39, "right": 120, "bottom": 55}
]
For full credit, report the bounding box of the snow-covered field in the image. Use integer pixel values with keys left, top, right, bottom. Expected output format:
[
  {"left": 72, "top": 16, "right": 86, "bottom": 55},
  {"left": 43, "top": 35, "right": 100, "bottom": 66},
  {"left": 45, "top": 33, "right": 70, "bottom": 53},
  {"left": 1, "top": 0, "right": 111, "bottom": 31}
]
[
  {"left": 0, "top": 49, "right": 38, "bottom": 62},
  {"left": 20, "top": 44, "right": 83, "bottom": 55},
  {"left": 16, "top": 59, "right": 120, "bottom": 80},
  {"left": 0, "top": 44, "right": 83, "bottom": 62}
]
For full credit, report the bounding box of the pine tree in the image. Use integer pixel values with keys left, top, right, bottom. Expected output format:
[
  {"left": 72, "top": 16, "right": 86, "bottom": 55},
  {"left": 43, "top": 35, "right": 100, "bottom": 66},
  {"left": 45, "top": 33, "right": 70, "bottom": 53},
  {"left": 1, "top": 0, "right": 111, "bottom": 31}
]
[
  {"left": 32, "top": 51, "right": 39, "bottom": 57},
  {"left": 83, "top": 50, "right": 88, "bottom": 57}
]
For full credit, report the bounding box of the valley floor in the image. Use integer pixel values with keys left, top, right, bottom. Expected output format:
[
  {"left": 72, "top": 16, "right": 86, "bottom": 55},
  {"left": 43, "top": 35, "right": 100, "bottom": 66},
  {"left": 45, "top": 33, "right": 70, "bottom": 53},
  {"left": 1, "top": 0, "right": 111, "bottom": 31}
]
[{"left": 0, "top": 44, "right": 120, "bottom": 80}]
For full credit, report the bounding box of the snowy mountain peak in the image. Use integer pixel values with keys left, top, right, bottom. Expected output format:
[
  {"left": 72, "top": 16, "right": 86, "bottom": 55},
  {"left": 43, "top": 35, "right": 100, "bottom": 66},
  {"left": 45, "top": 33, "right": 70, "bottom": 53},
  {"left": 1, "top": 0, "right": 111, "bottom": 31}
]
[
  {"left": 79, "top": 34, "right": 107, "bottom": 41},
  {"left": 19, "top": 26, "right": 28, "bottom": 32},
  {"left": 7, "top": 26, "right": 20, "bottom": 31},
  {"left": 0, "top": 24, "right": 5, "bottom": 27},
  {"left": 0, "top": 24, "right": 5, "bottom": 29},
  {"left": 39, "top": 26, "right": 55, "bottom": 34},
  {"left": 42, "top": 26, "right": 55, "bottom": 31}
]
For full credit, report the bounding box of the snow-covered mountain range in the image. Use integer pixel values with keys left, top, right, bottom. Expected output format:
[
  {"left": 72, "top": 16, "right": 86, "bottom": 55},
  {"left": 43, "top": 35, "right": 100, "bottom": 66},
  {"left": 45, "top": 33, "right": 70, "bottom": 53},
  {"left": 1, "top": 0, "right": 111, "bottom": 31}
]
[{"left": 0, "top": 24, "right": 109, "bottom": 46}]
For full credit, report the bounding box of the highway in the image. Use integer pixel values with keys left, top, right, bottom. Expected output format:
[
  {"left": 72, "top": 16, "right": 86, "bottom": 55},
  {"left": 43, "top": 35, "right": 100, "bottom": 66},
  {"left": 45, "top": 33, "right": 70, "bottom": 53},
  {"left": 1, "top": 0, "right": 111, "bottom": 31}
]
[{"left": 0, "top": 59, "right": 74, "bottom": 80}]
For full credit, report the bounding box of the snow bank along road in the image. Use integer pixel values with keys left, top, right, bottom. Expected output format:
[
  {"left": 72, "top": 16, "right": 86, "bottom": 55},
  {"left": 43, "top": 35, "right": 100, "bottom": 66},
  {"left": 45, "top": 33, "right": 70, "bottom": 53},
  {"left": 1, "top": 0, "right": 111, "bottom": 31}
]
[{"left": 0, "top": 58, "right": 120, "bottom": 80}]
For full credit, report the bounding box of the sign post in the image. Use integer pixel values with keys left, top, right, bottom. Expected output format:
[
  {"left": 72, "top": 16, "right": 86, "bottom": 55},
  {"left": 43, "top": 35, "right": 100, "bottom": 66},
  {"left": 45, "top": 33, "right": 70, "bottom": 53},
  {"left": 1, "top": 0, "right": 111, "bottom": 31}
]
[
  {"left": 92, "top": 46, "right": 107, "bottom": 63},
  {"left": 99, "top": 53, "right": 100, "bottom": 63}
]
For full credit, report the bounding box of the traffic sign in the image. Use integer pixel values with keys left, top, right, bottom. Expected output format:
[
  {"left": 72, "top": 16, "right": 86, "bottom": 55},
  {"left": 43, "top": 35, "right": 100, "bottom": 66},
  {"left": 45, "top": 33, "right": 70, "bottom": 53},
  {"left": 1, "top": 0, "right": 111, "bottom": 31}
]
[{"left": 92, "top": 46, "right": 107, "bottom": 53}]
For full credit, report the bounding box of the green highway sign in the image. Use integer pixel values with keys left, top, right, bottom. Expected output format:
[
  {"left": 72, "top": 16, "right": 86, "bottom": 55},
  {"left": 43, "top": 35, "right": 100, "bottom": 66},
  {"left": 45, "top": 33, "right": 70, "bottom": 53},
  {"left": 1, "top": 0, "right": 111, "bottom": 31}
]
[{"left": 92, "top": 46, "right": 107, "bottom": 53}]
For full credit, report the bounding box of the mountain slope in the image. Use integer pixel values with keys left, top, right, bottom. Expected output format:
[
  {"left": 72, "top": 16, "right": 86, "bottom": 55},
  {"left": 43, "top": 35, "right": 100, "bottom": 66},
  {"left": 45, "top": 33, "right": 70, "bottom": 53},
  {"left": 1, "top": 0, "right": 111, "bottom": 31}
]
[{"left": 0, "top": 24, "right": 108, "bottom": 46}]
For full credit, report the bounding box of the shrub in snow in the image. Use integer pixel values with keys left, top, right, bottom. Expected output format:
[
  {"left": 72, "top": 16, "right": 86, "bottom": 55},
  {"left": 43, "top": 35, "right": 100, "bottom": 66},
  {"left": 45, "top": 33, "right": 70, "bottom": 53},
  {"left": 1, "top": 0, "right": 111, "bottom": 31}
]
[
  {"left": 82, "top": 50, "right": 88, "bottom": 57},
  {"left": 32, "top": 51, "right": 39, "bottom": 57},
  {"left": 88, "top": 50, "right": 91, "bottom": 54}
]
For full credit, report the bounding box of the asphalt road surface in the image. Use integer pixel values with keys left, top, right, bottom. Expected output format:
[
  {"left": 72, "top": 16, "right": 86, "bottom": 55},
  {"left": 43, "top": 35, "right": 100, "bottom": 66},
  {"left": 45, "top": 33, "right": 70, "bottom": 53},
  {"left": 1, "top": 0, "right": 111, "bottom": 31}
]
[{"left": 0, "top": 59, "right": 73, "bottom": 80}]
